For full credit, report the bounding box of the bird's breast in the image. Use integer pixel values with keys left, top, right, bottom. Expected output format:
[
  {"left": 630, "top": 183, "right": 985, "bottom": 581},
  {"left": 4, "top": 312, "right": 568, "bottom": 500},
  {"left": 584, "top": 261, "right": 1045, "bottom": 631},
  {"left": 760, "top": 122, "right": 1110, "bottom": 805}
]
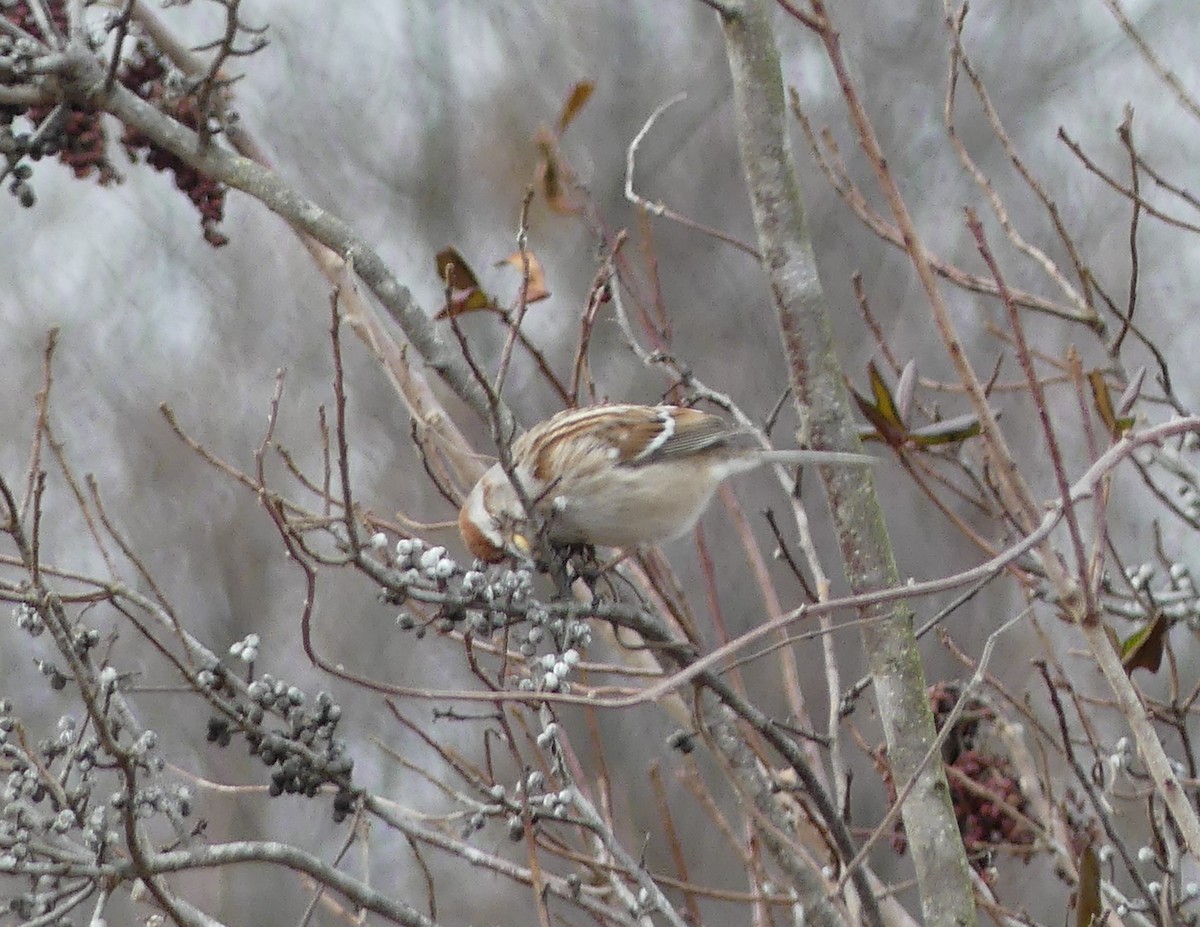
[{"left": 541, "top": 461, "right": 720, "bottom": 549}]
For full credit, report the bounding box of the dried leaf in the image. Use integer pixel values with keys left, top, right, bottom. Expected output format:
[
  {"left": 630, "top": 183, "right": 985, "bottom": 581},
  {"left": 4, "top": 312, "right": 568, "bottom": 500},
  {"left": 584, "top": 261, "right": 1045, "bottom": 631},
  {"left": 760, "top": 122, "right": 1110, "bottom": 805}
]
[
  {"left": 1120, "top": 612, "right": 1168, "bottom": 675},
  {"left": 534, "top": 128, "right": 579, "bottom": 216},
  {"left": 555, "top": 80, "right": 595, "bottom": 136},
  {"left": 495, "top": 250, "right": 551, "bottom": 303},
  {"left": 434, "top": 246, "right": 492, "bottom": 318},
  {"left": 1075, "top": 843, "right": 1102, "bottom": 927},
  {"left": 436, "top": 246, "right": 481, "bottom": 294}
]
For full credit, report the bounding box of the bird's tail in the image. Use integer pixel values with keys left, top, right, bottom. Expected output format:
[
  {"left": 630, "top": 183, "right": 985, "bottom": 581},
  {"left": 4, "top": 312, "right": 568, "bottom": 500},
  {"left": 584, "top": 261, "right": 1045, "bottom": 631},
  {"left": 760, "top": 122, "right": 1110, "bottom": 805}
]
[
  {"left": 759, "top": 448, "right": 875, "bottom": 466},
  {"left": 719, "top": 448, "right": 876, "bottom": 479}
]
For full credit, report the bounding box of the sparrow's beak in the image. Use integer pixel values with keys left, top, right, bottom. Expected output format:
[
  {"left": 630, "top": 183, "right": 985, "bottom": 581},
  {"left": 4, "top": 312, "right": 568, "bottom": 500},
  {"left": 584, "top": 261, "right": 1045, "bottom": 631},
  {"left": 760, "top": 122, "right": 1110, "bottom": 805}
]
[{"left": 510, "top": 532, "right": 532, "bottom": 557}]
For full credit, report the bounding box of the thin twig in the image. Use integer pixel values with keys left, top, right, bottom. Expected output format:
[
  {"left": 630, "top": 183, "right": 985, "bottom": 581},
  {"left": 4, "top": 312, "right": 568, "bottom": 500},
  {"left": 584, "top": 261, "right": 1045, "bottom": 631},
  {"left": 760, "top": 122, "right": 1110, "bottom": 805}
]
[
  {"left": 1114, "top": 108, "right": 1141, "bottom": 354},
  {"left": 21, "top": 328, "right": 58, "bottom": 523},
  {"left": 329, "top": 287, "right": 359, "bottom": 553},
  {"left": 103, "top": 0, "right": 135, "bottom": 91},
  {"left": 493, "top": 186, "right": 537, "bottom": 398},
  {"left": 1099, "top": 0, "right": 1200, "bottom": 125},
  {"left": 625, "top": 93, "right": 761, "bottom": 260},
  {"left": 966, "top": 208, "right": 1093, "bottom": 618},
  {"left": 792, "top": 93, "right": 1100, "bottom": 330},
  {"left": 1057, "top": 128, "right": 1200, "bottom": 237},
  {"left": 943, "top": 3, "right": 1097, "bottom": 325}
]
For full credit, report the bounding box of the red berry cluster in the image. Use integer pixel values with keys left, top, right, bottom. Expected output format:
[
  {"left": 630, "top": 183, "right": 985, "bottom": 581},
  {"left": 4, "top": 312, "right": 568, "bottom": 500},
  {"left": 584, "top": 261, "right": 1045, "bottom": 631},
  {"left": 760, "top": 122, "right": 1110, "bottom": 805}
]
[
  {"left": 880, "top": 683, "right": 1035, "bottom": 874},
  {"left": 3, "top": 2, "right": 119, "bottom": 187},
  {"left": 55, "top": 108, "right": 120, "bottom": 183},
  {"left": 949, "top": 748, "right": 1034, "bottom": 874},
  {"left": 2, "top": 1, "right": 228, "bottom": 244},
  {"left": 119, "top": 39, "right": 229, "bottom": 247}
]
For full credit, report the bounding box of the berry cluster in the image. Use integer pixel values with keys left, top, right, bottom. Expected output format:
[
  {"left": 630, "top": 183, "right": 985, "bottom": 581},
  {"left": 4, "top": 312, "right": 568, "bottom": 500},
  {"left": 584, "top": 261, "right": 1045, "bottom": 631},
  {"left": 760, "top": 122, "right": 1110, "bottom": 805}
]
[
  {"left": 1112, "top": 560, "right": 1200, "bottom": 625},
  {"left": 948, "top": 749, "right": 1033, "bottom": 872},
  {"left": 1, "top": 1, "right": 229, "bottom": 243},
  {"left": 371, "top": 535, "right": 605, "bottom": 841},
  {"left": 382, "top": 534, "right": 593, "bottom": 694},
  {"left": 455, "top": 729, "right": 579, "bottom": 844},
  {"left": 0, "top": 695, "right": 194, "bottom": 925},
  {"left": 119, "top": 38, "right": 229, "bottom": 247},
  {"left": 2, "top": 2, "right": 118, "bottom": 203},
  {"left": 882, "top": 683, "right": 1034, "bottom": 874},
  {"left": 202, "top": 650, "right": 357, "bottom": 822}
]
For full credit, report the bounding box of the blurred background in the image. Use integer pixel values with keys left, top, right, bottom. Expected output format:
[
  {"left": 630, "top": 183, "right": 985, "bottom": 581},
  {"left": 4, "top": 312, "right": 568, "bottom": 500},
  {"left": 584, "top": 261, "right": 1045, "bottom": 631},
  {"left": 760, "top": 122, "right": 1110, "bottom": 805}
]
[{"left": 2, "top": 1, "right": 1198, "bottom": 922}]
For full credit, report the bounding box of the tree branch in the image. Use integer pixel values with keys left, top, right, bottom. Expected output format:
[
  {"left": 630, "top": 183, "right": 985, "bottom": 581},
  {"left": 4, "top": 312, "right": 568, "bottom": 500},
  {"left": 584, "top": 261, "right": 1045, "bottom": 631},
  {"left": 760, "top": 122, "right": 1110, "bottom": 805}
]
[{"left": 53, "top": 44, "right": 512, "bottom": 443}]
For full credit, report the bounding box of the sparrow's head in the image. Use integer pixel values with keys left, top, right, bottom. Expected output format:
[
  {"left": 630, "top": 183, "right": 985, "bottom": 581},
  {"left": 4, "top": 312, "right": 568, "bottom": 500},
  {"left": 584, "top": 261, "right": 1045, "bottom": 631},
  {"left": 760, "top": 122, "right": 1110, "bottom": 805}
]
[{"left": 458, "top": 465, "right": 533, "bottom": 563}]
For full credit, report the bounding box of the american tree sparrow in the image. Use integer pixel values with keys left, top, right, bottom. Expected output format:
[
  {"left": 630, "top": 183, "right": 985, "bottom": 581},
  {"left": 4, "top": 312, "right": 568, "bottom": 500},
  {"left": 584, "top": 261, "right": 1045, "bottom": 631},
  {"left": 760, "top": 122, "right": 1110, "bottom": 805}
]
[{"left": 458, "top": 404, "right": 874, "bottom": 562}]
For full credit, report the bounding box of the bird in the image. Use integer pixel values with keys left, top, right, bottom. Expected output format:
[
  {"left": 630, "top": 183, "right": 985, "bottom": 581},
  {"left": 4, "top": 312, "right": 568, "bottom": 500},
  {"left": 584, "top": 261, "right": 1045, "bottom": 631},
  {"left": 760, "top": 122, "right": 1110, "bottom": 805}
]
[{"left": 458, "top": 403, "right": 874, "bottom": 563}]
